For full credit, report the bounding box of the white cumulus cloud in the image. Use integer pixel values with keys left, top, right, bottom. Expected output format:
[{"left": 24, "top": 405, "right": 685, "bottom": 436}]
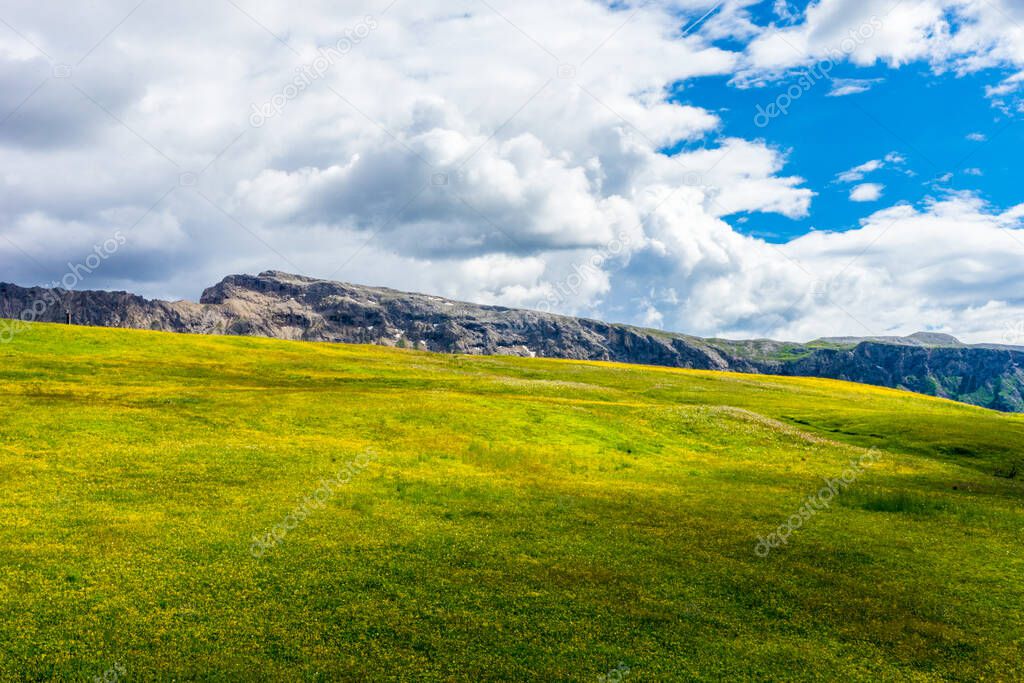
[{"left": 850, "top": 183, "right": 884, "bottom": 202}]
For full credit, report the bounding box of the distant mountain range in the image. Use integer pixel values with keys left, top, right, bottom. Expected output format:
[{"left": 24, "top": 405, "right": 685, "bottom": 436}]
[{"left": 3, "top": 271, "right": 1023, "bottom": 412}]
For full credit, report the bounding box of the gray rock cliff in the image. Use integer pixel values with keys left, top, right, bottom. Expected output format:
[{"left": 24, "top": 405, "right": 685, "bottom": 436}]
[{"left": 2, "top": 271, "right": 1022, "bottom": 411}]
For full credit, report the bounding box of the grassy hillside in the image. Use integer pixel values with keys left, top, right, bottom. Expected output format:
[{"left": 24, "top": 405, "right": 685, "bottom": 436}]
[{"left": 1, "top": 323, "right": 1022, "bottom": 681}]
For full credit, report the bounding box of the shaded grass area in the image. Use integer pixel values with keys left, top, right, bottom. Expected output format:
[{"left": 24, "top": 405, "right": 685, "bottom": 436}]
[{"left": 0, "top": 322, "right": 1022, "bottom": 681}]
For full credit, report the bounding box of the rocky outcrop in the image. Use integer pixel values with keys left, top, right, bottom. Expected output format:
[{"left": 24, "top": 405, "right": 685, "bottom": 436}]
[
  {"left": 775, "top": 342, "right": 1024, "bottom": 412},
  {"left": 3, "top": 271, "right": 1023, "bottom": 412}
]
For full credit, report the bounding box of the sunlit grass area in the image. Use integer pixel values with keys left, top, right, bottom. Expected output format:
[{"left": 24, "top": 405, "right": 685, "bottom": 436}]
[{"left": 1, "top": 322, "right": 1022, "bottom": 680}]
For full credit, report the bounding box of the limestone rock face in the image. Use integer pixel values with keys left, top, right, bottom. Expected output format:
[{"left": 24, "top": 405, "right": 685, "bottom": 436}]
[{"left": 3, "top": 271, "right": 1022, "bottom": 412}]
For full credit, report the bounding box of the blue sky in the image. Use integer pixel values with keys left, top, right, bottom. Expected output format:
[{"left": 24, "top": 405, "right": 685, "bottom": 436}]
[{"left": 673, "top": 41, "right": 1022, "bottom": 242}]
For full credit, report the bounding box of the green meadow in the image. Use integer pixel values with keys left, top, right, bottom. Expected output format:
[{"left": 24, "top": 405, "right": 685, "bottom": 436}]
[{"left": 1, "top": 322, "right": 1022, "bottom": 681}]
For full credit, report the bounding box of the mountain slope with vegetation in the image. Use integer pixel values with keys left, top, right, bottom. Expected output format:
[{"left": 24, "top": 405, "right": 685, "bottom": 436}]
[
  {"left": 3, "top": 271, "right": 1023, "bottom": 412},
  {"left": 0, "top": 323, "right": 1022, "bottom": 680}
]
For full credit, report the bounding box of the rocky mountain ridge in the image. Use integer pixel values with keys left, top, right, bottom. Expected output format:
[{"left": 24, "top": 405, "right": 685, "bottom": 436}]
[{"left": 2, "top": 271, "right": 1023, "bottom": 412}]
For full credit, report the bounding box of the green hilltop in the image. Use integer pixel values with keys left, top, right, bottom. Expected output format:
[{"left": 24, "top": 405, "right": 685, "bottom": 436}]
[{"left": 1, "top": 322, "right": 1022, "bottom": 680}]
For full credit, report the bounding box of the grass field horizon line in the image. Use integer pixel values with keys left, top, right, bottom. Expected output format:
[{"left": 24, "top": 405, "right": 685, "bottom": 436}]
[{"left": 4, "top": 318, "right": 1011, "bottom": 416}]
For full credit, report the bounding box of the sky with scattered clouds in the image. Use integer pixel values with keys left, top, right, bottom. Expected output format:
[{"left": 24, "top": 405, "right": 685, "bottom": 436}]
[{"left": 1, "top": 0, "right": 1023, "bottom": 343}]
